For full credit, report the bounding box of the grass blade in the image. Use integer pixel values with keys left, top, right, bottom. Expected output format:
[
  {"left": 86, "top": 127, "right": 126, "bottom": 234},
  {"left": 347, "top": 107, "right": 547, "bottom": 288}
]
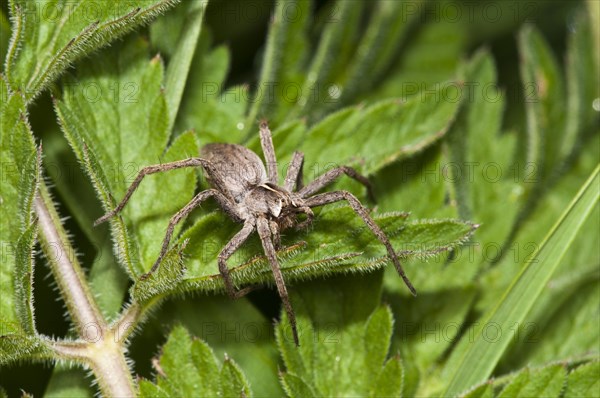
[{"left": 443, "top": 165, "right": 600, "bottom": 397}]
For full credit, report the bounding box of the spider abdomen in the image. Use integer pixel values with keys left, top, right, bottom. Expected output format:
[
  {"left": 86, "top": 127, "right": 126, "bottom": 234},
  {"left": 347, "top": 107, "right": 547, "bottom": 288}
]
[{"left": 201, "top": 143, "right": 268, "bottom": 202}]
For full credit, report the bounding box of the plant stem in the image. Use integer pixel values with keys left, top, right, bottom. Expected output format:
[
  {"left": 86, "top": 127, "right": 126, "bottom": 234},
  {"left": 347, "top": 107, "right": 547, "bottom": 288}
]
[
  {"left": 35, "top": 183, "right": 137, "bottom": 397},
  {"left": 52, "top": 335, "right": 136, "bottom": 397},
  {"left": 113, "top": 302, "right": 144, "bottom": 344},
  {"left": 35, "top": 185, "right": 104, "bottom": 331}
]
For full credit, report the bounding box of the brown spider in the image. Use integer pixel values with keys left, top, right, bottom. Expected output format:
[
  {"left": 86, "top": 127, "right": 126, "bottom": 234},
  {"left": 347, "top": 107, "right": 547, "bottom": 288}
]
[{"left": 95, "top": 121, "right": 416, "bottom": 345}]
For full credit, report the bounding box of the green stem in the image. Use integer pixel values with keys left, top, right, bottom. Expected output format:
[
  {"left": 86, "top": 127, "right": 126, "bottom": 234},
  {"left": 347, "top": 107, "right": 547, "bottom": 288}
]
[
  {"left": 35, "top": 183, "right": 137, "bottom": 397},
  {"left": 35, "top": 185, "right": 104, "bottom": 331}
]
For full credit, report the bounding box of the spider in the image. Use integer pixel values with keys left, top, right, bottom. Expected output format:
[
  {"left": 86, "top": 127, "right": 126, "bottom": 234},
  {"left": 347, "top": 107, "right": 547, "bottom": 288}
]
[{"left": 95, "top": 121, "right": 417, "bottom": 345}]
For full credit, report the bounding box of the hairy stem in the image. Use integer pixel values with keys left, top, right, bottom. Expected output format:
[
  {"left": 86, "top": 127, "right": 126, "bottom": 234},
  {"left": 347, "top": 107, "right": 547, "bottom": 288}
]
[
  {"left": 52, "top": 335, "right": 136, "bottom": 397},
  {"left": 35, "top": 183, "right": 136, "bottom": 397},
  {"left": 35, "top": 185, "right": 104, "bottom": 331}
]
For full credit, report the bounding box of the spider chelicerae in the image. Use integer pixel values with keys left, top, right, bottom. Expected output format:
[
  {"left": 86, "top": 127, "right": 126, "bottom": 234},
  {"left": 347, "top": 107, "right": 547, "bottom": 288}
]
[{"left": 95, "top": 121, "right": 417, "bottom": 345}]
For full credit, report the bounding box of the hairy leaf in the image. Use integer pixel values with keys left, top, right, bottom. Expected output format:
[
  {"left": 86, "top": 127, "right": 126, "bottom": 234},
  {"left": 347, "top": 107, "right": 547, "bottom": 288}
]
[
  {"left": 302, "top": 90, "right": 461, "bottom": 179},
  {"left": 139, "top": 296, "right": 283, "bottom": 397},
  {"left": 167, "top": 205, "right": 476, "bottom": 295},
  {"left": 518, "top": 25, "right": 566, "bottom": 187},
  {"left": 6, "top": 0, "right": 180, "bottom": 101},
  {"left": 0, "top": 78, "right": 40, "bottom": 348},
  {"left": 496, "top": 364, "right": 566, "bottom": 398},
  {"left": 280, "top": 373, "right": 316, "bottom": 398},
  {"left": 446, "top": 50, "right": 519, "bottom": 246},
  {"left": 565, "top": 361, "right": 600, "bottom": 398},
  {"left": 0, "top": 334, "right": 52, "bottom": 365},
  {"left": 55, "top": 37, "right": 198, "bottom": 276},
  {"left": 460, "top": 383, "right": 494, "bottom": 398},
  {"left": 276, "top": 273, "right": 403, "bottom": 396},
  {"left": 139, "top": 325, "right": 252, "bottom": 397}
]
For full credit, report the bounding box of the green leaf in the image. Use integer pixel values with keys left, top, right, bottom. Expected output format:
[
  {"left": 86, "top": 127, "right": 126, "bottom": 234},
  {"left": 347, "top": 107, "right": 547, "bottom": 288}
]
[
  {"left": 276, "top": 272, "right": 402, "bottom": 396},
  {"left": 0, "top": 334, "right": 52, "bottom": 365},
  {"left": 589, "top": 0, "right": 600, "bottom": 71},
  {"left": 470, "top": 131, "right": 599, "bottom": 384},
  {"left": 289, "top": 0, "right": 365, "bottom": 120},
  {"left": 390, "top": 286, "right": 477, "bottom": 385},
  {"left": 144, "top": 295, "right": 283, "bottom": 397},
  {"left": 149, "top": 1, "right": 189, "bottom": 58},
  {"left": 445, "top": 50, "right": 520, "bottom": 246},
  {"left": 459, "top": 382, "right": 494, "bottom": 398},
  {"left": 139, "top": 381, "right": 169, "bottom": 398},
  {"left": 302, "top": 92, "right": 461, "bottom": 178},
  {"left": 443, "top": 165, "right": 600, "bottom": 396},
  {"left": 0, "top": 10, "right": 9, "bottom": 63},
  {"left": 55, "top": 37, "right": 199, "bottom": 276},
  {"left": 163, "top": 0, "right": 208, "bottom": 133},
  {"left": 337, "top": 0, "right": 424, "bottom": 109},
  {"left": 563, "top": 8, "right": 600, "bottom": 159},
  {"left": 364, "top": 306, "right": 395, "bottom": 384},
  {"left": 518, "top": 25, "right": 566, "bottom": 185},
  {"left": 245, "top": 0, "right": 311, "bottom": 130},
  {"left": 375, "top": 144, "right": 455, "bottom": 220},
  {"left": 371, "top": 356, "right": 404, "bottom": 398},
  {"left": 280, "top": 373, "right": 316, "bottom": 398},
  {"left": 175, "top": 31, "right": 248, "bottom": 140},
  {"left": 14, "top": 222, "right": 38, "bottom": 335},
  {"left": 139, "top": 325, "right": 252, "bottom": 397},
  {"left": 367, "top": 7, "right": 466, "bottom": 103},
  {"left": 5, "top": 0, "right": 181, "bottom": 101},
  {"left": 44, "top": 366, "right": 94, "bottom": 398},
  {"left": 220, "top": 355, "right": 252, "bottom": 398},
  {"left": 496, "top": 364, "right": 566, "bottom": 398},
  {"left": 174, "top": 204, "right": 475, "bottom": 294},
  {"left": 565, "top": 361, "right": 600, "bottom": 398},
  {"left": 130, "top": 242, "right": 186, "bottom": 304},
  {"left": 0, "top": 79, "right": 40, "bottom": 343},
  {"left": 497, "top": 258, "right": 599, "bottom": 373}
]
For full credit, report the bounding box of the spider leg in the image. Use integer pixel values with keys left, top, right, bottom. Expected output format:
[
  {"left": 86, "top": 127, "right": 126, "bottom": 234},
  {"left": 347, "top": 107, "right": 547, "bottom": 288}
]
[
  {"left": 218, "top": 220, "right": 256, "bottom": 299},
  {"left": 305, "top": 191, "right": 417, "bottom": 296},
  {"left": 141, "top": 189, "right": 234, "bottom": 278},
  {"left": 294, "top": 206, "right": 314, "bottom": 231},
  {"left": 259, "top": 120, "right": 278, "bottom": 184},
  {"left": 269, "top": 220, "right": 282, "bottom": 249},
  {"left": 94, "top": 158, "right": 207, "bottom": 226},
  {"left": 298, "top": 166, "right": 375, "bottom": 201},
  {"left": 284, "top": 151, "right": 304, "bottom": 191},
  {"left": 256, "top": 216, "right": 299, "bottom": 346}
]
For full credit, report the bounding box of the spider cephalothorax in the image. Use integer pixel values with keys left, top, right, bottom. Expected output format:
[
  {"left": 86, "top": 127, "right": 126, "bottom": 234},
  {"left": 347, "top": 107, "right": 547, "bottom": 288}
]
[{"left": 95, "top": 121, "right": 416, "bottom": 345}]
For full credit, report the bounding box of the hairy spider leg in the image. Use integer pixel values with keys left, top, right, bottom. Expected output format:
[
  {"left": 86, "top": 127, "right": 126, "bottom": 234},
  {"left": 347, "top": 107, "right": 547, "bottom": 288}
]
[
  {"left": 142, "top": 189, "right": 237, "bottom": 278},
  {"left": 256, "top": 216, "right": 300, "bottom": 346},
  {"left": 298, "top": 166, "right": 375, "bottom": 202},
  {"left": 284, "top": 151, "right": 304, "bottom": 191},
  {"left": 259, "top": 120, "right": 278, "bottom": 184},
  {"left": 305, "top": 191, "right": 417, "bottom": 296},
  {"left": 94, "top": 158, "right": 206, "bottom": 226},
  {"left": 217, "top": 220, "right": 257, "bottom": 298}
]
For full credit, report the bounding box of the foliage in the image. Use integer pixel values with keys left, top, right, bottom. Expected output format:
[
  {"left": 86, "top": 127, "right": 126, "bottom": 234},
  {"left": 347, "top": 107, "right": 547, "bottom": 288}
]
[{"left": 0, "top": 0, "right": 598, "bottom": 397}]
